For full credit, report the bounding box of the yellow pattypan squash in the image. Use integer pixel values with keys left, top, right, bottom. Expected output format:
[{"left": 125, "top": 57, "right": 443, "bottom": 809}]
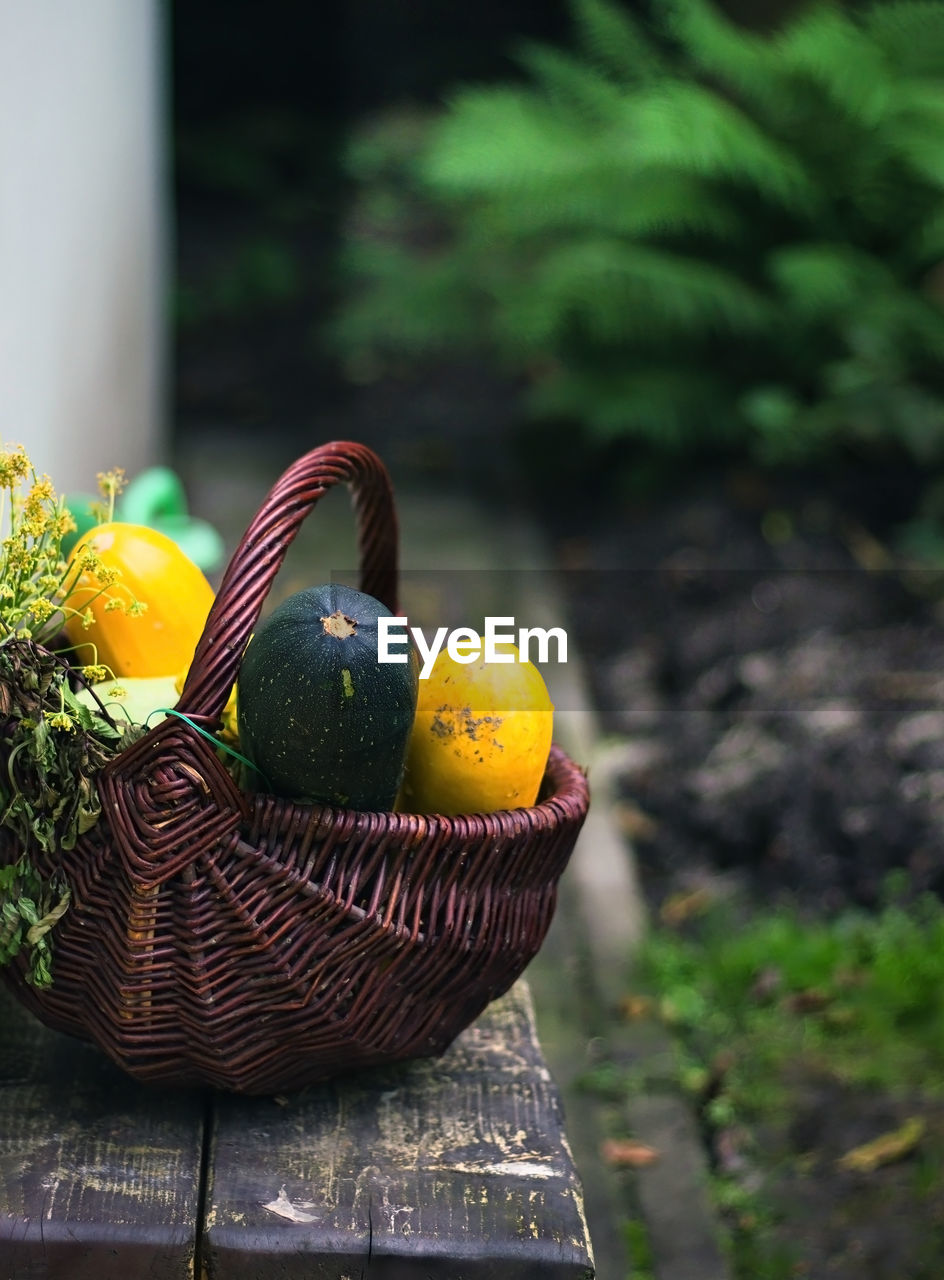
[
  {"left": 62, "top": 522, "right": 215, "bottom": 678},
  {"left": 398, "top": 639, "right": 553, "bottom": 815}
]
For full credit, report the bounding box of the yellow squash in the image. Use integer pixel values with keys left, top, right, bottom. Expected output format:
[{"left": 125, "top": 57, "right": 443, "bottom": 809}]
[
  {"left": 398, "top": 639, "right": 553, "bottom": 815},
  {"left": 62, "top": 522, "right": 215, "bottom": 677}
]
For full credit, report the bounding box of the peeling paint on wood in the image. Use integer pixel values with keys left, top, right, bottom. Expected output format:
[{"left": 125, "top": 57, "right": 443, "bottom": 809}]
[
  {"left": 1, "top": 981, "right": 593, "bottom": 1278},
  {"left": 204, "top": 981, "right": 594, "bottom": 1278},
  {"left": 0, "top": 985, "right": 203, "bottom": 1280}
]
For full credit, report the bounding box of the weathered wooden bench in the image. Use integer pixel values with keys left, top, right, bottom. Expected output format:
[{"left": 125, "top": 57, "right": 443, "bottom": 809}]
[{"left": 0, "top": 980, "right": 593, "bottom": 1279}]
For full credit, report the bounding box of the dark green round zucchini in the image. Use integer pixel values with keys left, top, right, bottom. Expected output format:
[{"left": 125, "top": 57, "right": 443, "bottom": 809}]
[{"left": 236, "top": 583, "right": 418, "bottom": 810}]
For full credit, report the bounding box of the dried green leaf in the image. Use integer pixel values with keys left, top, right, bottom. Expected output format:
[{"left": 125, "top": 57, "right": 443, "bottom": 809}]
[{"left": 0, "top": 637, "right": 135, "bottom": 983}]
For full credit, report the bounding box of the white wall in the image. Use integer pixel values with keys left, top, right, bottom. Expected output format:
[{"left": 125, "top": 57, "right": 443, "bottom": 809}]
[{"left": 0, "top": 0, "right": 168, "bottom": 495}]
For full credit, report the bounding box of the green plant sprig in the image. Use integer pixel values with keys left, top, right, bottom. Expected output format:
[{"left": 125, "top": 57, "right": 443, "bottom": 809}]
[
  {"left": 0, "top": 446, "right": 145, "bottom": 651},
  {"left": 0, "top": 859, "right": 70, "bottom": 989},
  {"left": 0, "top": 446, "right": 148, "bottom": 986}
]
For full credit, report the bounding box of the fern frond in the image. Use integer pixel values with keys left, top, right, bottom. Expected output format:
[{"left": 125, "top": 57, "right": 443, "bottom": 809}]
[
  {"left": 853, "top": 289, "right": 944, "bottom": 361},
  {"left": 332, "top": 0, "right": 944, "bottom": 471},
  {"left": 529, "top": 364, "right": 734, "bottom": 448},
  {"left": 770, "top": 243, "right": 944, "bottom": 363},
  {"left": 513, "top": 41, "right": 629, "bottom": 120},
  {"left": 570, "top": 0, "right": 667, "bottom": 83},
  {"left": 808, "top": 376, "right": 944, "bottom": 461},
  {"left": 624, "top": 81, "right": 816, "bottom": 211},
  {"left": 659, "top": 0, "right": 784, "bottom": 106},
  {"left": 768, "top": 243, "right": 895, "bottom": 316},
  {"left": 494, "top": 240, "right": 770, "bottom": 350},
  {"left": 424, "top": 87, "right": 607, "bottom": 195},
  {"left": 740, "top": 379, "right": 944, "bottom": 466},
  {"left": 865, "top": 1, "right": 944, "bottom": 76},
  {"left": 772, "top": 3, "right": 894, "bottom": 128},
  {"left": 883, "top": 80, "right": 944, "bottom": 186},
  {"left": 460, "top": 169, "right": 740, "bottom": 244},
  {"left": 428, "top": 76, "right": 768, "bottom": 234}
]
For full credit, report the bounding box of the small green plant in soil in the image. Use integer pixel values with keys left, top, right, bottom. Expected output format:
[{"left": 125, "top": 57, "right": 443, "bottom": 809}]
[
  {"left": 634, "top": 884, "right": 944, "bottom": 1277},
  {"left": 333, "top": 0, "right": 944, "bottom": 479}
]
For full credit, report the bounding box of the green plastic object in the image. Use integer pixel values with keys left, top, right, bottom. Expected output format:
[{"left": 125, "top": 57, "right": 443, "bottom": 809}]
[{"left": 117, "top": 466, "right": 225, "bottom": 573}]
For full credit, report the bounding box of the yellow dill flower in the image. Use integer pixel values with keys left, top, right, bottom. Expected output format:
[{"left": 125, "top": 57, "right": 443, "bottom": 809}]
[
  {"left": 0, "top": 446, "right": 29, "bottom": 486},
  {"left": 80, "top": 664, "right": 109, "bottom": 683},
  {"left": 76, "top": 546, "right": 102, "bottom": 571},
  {"left": 0, "top": 444, "right": 144, "bottom": 647},
  {"left": 26, "top": 598, "right": 56, "bottom": 622},
  {"left": 96, "top": 467, "right": 126, "bottom": 498},
  {"left": 44, "top": 711, "right": 76, "bottom": 732},
  {"left": 28, "top": 477, "right": 55, "bottom": 504},
  {"left": 20, "top": 511, "right": 48, "bottom": 540},
  {"left": 4, "top": 541, "right": 31, "bottom": 571},
  {"left": 96, "top": 468, "right": 126, "bottom": 520},
  {"left": 94, "top": 565, "right": 121, "bottom": 588},
  {"left": 53, "top": 511, "right": 77, "bottom": 538}
]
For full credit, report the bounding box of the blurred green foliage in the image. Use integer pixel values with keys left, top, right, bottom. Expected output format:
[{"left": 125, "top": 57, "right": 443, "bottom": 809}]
[
  {"left": 641, "top": 887, "right": 944, "bottom": 1098},
  {"left": 331, "top": 0, "right": 944, "bottom": 470},
  {"left": 637, "top": 881, "right": 944, "bottom": 1276}
]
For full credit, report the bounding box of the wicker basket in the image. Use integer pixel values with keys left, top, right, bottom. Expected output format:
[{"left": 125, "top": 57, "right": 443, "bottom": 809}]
[{"left": 0, "top": 441, "right": 589, "bottom": 1095}]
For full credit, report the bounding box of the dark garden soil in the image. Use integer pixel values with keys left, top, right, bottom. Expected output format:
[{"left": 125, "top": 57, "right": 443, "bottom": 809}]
[
  {"left": 546, "top": 456, "right": 944, "bottom": 1279},
  {"left": 554, "top": 459, "right": 944, "bottom": 918}
]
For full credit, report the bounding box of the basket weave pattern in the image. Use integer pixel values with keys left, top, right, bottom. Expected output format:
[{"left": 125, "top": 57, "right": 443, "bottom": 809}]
[{"left": 1, "top": 442, "right": 589, "bottom": 1094}]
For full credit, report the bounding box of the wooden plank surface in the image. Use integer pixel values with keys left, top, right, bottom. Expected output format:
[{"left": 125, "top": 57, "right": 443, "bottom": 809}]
[
  {"left": 203, "top": 980, "right": 595, "bottom": 1279},
  {"left": 0, "top": 985, "right": 204, "bottom": 1280}
]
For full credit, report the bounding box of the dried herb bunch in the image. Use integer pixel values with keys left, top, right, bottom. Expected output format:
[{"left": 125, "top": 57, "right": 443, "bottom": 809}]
[
  {"left": 0, "top": 641, "right": 140, "bottom": 986},
  {"left": 0, "top": 445, "right": 144, "bottom": 986}
]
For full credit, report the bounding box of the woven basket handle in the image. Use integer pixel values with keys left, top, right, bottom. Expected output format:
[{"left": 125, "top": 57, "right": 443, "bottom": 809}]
[{"left": 175, "top": 440, "right": 398, "bottom": 725}]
